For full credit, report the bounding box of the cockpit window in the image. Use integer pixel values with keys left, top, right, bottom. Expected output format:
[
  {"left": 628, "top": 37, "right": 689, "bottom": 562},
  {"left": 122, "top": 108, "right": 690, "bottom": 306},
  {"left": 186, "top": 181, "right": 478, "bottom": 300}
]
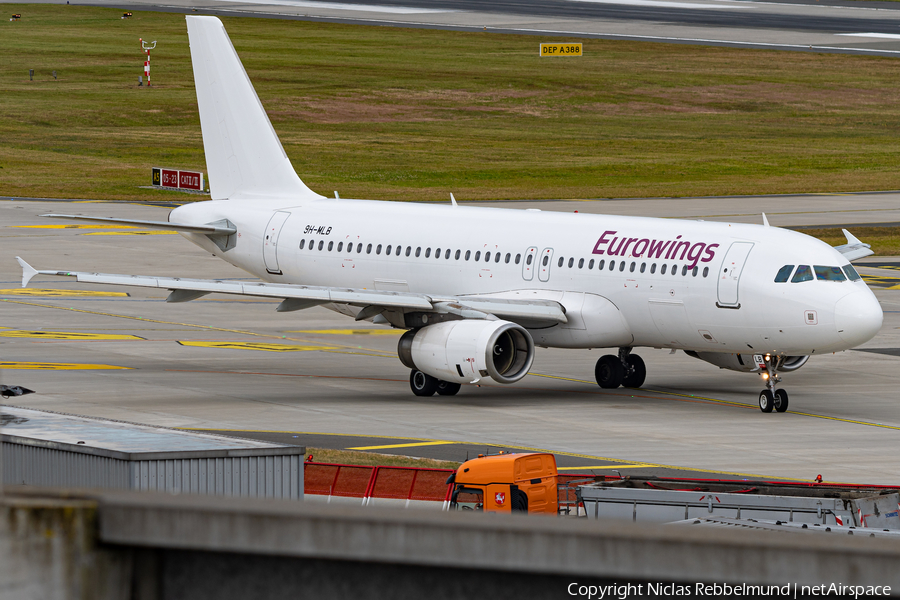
[
  {"left": 843, "top": 265, "right": 861, "bottom": 281},
  {"left": 814, "top": 266, "right": 847, "bottom": 281},
  {"left": 774, "top": 265, "right": 794, "bottom": 283},
  {"left": 791, "top": 265, "right": 813, "bottom": 283}
]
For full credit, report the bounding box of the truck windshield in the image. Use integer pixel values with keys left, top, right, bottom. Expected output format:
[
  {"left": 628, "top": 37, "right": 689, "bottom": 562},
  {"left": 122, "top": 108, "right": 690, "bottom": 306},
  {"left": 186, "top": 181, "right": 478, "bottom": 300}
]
[{"left": 450, "top": 486, "right": 484, "bottom": 511}]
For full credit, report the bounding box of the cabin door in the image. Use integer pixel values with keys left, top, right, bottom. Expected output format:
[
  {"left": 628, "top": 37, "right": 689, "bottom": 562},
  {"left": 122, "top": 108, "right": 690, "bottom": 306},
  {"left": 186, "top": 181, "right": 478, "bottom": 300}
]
[
  {"left": 717, "top": 242, "right": 754, "bottom": 308},
  {"left": 263, "top": 211, "right": 291, "bottom": 274}
]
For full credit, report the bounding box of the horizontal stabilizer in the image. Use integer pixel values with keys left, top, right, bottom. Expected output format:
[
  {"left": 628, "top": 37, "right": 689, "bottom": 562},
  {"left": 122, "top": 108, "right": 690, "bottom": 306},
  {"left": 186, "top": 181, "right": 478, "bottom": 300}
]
[
  {"left": 41, "top": 214, "right": 236, "bottom": 235},
  {"left": 835, "top": 229, "right": 874, "bottom": 262}
]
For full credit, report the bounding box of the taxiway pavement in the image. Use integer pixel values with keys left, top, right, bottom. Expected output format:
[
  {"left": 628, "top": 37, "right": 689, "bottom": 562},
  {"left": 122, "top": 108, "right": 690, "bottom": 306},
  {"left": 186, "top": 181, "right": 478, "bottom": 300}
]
[{"left": 2, "top": 194, "right": 899, "bottom": 485}]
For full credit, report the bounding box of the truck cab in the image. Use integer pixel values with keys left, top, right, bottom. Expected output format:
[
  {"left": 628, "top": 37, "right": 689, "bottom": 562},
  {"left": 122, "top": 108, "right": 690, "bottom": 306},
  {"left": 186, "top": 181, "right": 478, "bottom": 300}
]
[{"left": 447, "top": 452, "right": 558, "bottom": 514}]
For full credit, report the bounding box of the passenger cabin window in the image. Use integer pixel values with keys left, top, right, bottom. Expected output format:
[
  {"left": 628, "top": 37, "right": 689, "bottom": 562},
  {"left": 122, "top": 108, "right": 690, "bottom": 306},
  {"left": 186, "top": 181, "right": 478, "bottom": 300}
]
[
  {"left": 484, "top": 252, "right": 490, "bottom": 262},
  {"left": 328, "top": 241, "right": 334, "bottom": 251},
  {"left": 692, "top": 266, "right": 698, "bottom": 277},
  {"left": 630, "top": 262, "right": 636, "bottom": 273},
  {"left": 526, "top": 254, "right": 532, "bottom": 265},
  {"left": 774, "top": 265, "right": 794, "bottom": 282},
  {"left": 588, "top": 259, "right": 594, "bottom": 269},
  {"left": 416, "top": 247, "right": 422, "bottom": 257},
  {"left": 495, "top": 253, "right": 501, "bottom": 263},
  {"left": 791, "top": 265, "right": 813, "bottom": 283},
  {"left": 661, "top": 264, "right": 667, "bottom": 275},
  {"left": 609, "top": 261, "right": 615, "bottom": 271},
  {"left": 543, "top": 255, "right": 549, "bottom": 266},
  {"left": 515, "top": 254, "right": 521, "bottom": 264},
  {"left": 475, "top": 251, "right": 481, "bottom": 261},
  {"left": 318, "top": 241, "right": 324, "bottom": 251},
  {"left": 619, "top": 262, "right": 626, "bottom": 272},
  {"left": 506, "top": 253, "right": 511, "bottom": 264},
  {"left": 682, "top": 265, "right": 689, "bottom": 276},
  {"left": 435, "top": 248, "right": 440, "bottom": 258},
  {"left": 386, "top": 245, "right": 392, "bottom": 255},
  {"left": 425, "top": 248, "right": 431, "bottom": 258},
  {"left": 703, "top": 267, "right": 709, "bottom": 277},
  {"left": 815, "top": 266, "right": 847, "bottom": 281},
  {"left": 299, "top": 239, "right": 305, "bottom": 249},
  {"left": 338, "top": 242, "right": 344, "bottom": 252},
  {"left": 375, "top": 244, "right": 382, "bottom": 255},
  {"left": 395, "top": 246, "right": 401, "bottom": 256},
  {"left": 843, "top": 265, "right": 861, "bottom": 281},
  {"left": 650, "top": 263, "right": 656, "bottom": 274},
  {"left": 578, "top": 258, "right": 584, "bottom": 269},
  {"left": 568, "top": 258, "right": 574, "bottom": 268},
  {"left": 366, "top": 244, "right": 372, "bottom": 254},
  {"left": 671, "top": 264, "right": 677, "bottom": 276},
  {"left": 598, "top": 260, "right": 605, "bottom": 270},
  {"left": 640, "top": 263, "right": 646, "bottom": 273},
  {"left": 558, "top": 257, "right": 564, "bottom": 268},
  {"left": 466, "top": 251, "right": 471, "bottom": 261},
  {"left": 357, "top": 243, "right": 363, "bottom": 253},
  {"left": 456, "top": 250, "right": 461, "bottom": 260},
  {"left": 446, "top": 249, "right": 451, "bottom": 259}
]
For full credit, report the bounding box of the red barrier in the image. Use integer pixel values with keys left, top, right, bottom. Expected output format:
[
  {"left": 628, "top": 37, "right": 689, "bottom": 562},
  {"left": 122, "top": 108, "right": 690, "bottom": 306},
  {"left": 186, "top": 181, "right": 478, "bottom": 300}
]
[{"left": 304, "top": 462, "right": 454, "bottom": 508}]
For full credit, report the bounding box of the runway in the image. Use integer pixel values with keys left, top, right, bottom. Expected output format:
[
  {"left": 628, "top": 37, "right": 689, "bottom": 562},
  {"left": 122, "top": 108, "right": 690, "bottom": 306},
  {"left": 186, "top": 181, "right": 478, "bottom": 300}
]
[
  {"left": 15, "top": 0, "right": 900, "bottom": 56},
  {"left": 3, "top": 194, "right": 899, "bottom": 485}
]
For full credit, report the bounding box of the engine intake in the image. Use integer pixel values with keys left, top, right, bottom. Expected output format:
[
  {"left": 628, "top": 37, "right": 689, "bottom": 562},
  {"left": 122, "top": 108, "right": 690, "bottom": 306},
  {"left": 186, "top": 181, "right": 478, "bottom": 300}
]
[{"left": 398, "top": 320, "right": 534, "bottom": 384}]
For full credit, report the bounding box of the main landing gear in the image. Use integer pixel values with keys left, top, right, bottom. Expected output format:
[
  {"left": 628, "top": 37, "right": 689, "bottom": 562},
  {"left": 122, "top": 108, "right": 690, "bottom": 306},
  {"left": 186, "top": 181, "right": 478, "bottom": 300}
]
[
  {"left": 409, "top": 370, "right": 461, "bottom": 397},
  {"left": 757, "top": 355, "right": 789, "bottom": 414},
  {"left": 595, "top": 348, "right": 646, "bottom": 389}
]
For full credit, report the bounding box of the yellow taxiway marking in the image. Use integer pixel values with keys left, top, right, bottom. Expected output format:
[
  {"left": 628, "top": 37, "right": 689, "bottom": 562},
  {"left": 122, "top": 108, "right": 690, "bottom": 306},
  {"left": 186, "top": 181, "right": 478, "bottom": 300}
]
[
  {"left": 13, "top": 224, "right": 138, "bottom": 229},
  {"left": 0, "top": 330, "right": 143, "bottom": 340},
  {"left": 0, "top": 288, "right": 129, "bottom": 297},
  {"left": 288, "top": 329, "right": 401, "bottom": 335},
  {"left": 347, "top": 441, "right": 457, "bottom": 450},
  {"left": 178, "top": 341, "right": 336, "bottom": 352},
  {"left": 83, "top": 231, "right": 177, "bottom": 236},
  {"left": 0, "top": 361, "right": 130, "bottom": 370},
  {"left": 0, "top": 299, "right": 382, "bottom": 351},
  {"left": 557, "top": 464, "right": 652, "bottom": 471}
]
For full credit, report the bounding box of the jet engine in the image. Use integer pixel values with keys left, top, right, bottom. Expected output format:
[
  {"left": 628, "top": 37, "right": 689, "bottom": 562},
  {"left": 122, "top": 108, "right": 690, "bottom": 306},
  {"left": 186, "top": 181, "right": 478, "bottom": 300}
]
[
  {"left": 398, "top": 320, "right": 534, "bottom": 384},
  {"left": 684, "top": 351, "right": 810, "bottom": 373}
]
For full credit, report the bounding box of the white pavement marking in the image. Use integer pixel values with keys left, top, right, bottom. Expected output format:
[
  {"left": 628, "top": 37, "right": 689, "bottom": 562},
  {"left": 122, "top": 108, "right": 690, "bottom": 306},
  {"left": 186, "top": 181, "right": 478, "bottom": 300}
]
[
  {"left": 569, "top": 0, "right": 750, "bottom": 10},
  {"left": 839, "top": 33, "right": 900, "bottom": 40},
  {"left": 217, "top": 0, "right": 454, "bottom": 13}
]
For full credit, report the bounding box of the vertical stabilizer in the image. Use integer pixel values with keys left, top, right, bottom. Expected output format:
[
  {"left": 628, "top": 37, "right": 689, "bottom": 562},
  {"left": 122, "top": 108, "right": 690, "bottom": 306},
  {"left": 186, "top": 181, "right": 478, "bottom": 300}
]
[{"left": 186, "top": 16, "right": 322, "bottom": 202}]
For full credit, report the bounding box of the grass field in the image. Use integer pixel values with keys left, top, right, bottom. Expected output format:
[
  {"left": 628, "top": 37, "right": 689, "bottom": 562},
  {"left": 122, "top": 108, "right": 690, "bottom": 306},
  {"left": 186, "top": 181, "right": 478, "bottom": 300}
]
[{"left": 1, "top": 4, "right": 900, "bottom": 203}]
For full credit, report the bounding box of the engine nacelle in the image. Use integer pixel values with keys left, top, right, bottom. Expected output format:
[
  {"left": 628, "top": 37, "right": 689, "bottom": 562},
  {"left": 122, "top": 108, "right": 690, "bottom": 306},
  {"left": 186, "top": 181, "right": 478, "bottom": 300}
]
[
  {"left": 398, "top": 320, "right": 535, "bottom": 384},
  {"left": 684, "top": 351, "right": 810, "bottom": 373}
]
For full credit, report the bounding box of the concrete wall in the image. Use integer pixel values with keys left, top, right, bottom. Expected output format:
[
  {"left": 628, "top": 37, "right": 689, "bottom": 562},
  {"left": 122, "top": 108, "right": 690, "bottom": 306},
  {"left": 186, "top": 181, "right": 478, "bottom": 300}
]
[{"left": 3, "top": 486, "right": 900, "bottom": 600}]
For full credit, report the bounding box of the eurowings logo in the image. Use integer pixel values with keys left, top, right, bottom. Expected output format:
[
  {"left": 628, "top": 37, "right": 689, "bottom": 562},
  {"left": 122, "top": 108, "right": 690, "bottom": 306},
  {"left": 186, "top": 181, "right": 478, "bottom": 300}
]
[{"left": 592, "top": 230, "right": 720, "bottom": 269}]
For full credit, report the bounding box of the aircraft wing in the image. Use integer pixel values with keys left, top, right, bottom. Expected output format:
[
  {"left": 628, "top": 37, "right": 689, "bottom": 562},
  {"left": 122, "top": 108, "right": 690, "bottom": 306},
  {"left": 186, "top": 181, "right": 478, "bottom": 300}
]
[
  {"left": 15, "top": 258, "right": 568, "bottom": 325},
  {"left": 835, "top": 229, "right": 874, "bottom": 262}
]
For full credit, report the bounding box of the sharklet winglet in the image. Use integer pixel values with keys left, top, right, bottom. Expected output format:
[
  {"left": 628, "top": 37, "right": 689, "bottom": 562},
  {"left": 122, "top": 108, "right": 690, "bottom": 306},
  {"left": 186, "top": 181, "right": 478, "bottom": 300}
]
[{"left": 16, "top": 256, "right": 38, "bottom": 288}]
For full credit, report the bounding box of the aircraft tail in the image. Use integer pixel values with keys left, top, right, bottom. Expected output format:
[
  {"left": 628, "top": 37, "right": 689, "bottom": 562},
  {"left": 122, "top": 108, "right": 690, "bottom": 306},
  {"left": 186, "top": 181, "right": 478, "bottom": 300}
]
[{"left": 185, "top": 16, "right": 322, "bottom": 202}]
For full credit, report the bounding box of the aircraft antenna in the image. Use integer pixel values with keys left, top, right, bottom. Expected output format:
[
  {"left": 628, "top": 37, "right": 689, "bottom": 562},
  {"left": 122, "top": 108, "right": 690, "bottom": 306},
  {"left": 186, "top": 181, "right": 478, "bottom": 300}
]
[
  {"left": 762, "top": 213, "right": 770, "bottom": 227},
  {"left": 450, "top": 193, "right": 458, "bottom": 207}
]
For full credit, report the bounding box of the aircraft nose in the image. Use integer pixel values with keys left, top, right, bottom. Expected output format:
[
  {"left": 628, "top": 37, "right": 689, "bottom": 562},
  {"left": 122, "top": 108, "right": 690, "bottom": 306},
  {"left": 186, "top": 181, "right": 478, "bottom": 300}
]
[{"left": 835, "top": 289, "right": 883, "bottom": 346}]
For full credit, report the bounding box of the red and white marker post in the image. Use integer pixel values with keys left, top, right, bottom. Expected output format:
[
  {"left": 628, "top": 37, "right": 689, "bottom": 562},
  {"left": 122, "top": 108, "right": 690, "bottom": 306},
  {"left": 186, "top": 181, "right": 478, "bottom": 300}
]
[{"left": 139, "top": 38, "right": 156, "bottom": 86}]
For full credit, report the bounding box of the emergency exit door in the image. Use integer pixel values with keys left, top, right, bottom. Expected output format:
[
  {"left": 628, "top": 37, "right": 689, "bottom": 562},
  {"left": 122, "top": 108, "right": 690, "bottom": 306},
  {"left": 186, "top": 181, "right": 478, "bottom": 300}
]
[
  {"left": 263, "top": 211, "right": 291, "bottom": 274},
  {"left": 538, "top": 248, "right": 554, "bottom": 282},
  {"left": 717, "top": 242, "right": 754, "bottom": 308}
]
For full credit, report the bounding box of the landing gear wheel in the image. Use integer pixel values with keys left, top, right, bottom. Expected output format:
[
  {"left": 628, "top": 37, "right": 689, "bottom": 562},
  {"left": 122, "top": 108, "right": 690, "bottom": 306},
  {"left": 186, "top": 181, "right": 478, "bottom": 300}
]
[
  {"left": 773, "top": 389, "right": 789, "bottom": 413},
  {"left": 759, "top": 390, "right": 774, "bottom": 413},
  {"left": 595, "top": 355, "right": 624, "bottom": 389},
  {"left": 622, "top": 355, "right": 647, "bottom": 388},
  {"left": 410, "top": 370, "right": 438, "bottom": 397},
  {"left": 436, "top": 381, "right": 462, "bottom": 396}
]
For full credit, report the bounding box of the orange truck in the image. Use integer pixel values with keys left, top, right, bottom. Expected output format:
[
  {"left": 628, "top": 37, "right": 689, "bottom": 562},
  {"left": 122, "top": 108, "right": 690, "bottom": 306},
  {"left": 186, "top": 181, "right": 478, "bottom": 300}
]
[{"left": 447, "top": 452, "right": 558, "bottom": 514}]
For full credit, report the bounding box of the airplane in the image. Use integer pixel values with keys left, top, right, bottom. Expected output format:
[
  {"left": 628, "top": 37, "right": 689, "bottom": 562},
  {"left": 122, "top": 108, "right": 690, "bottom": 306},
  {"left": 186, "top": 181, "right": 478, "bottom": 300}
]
[{"left": 15, "top": 16, "right": 883, "bottom": 413}]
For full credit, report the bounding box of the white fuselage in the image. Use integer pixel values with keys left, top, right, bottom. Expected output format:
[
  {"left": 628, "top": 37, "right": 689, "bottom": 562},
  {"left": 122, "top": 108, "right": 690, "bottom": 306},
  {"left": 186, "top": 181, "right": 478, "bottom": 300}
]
[{"left": 170, "top": 198, "right": 883, "bottom": 357}]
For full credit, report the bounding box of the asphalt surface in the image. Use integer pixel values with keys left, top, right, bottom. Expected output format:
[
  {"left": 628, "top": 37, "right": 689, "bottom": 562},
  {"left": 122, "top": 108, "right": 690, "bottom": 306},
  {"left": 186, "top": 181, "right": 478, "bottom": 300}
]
[
  {"left": 3, "top": 193, "right": 900, "bottom": 486},
  {"left": 8, "top": 0, "right": 900, "bottom": 56}
]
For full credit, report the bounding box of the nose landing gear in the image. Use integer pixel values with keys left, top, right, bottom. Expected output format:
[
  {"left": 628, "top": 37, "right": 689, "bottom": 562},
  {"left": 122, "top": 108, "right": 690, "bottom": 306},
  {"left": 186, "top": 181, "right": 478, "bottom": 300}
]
[
  {"left": 595, "top": 348, "right": 646, "bottom": 389},
  {"left": 757, "top": 355, "right": 789, "bottom": 413}
]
